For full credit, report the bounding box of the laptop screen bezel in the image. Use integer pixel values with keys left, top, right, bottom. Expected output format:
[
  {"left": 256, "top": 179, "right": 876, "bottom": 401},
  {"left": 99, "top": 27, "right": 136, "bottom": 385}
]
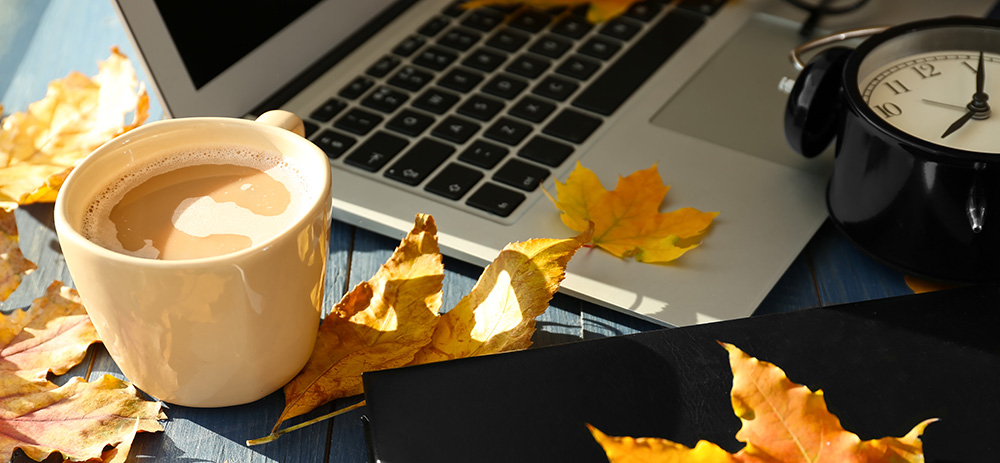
[{"left": 111, "top": 0, "right": 397, "bottom": 118}]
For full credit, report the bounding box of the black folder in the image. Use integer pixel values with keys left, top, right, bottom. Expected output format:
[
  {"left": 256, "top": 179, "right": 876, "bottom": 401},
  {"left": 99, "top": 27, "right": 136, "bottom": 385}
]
[{"left": 362, "top": 285, "right": 999, "bottom": 463}]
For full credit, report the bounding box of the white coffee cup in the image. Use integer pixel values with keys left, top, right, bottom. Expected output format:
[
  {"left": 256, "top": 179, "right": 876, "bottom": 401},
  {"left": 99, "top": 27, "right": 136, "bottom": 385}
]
[{"left": 55, "top": 111, "right": 332, "bottom": 407}]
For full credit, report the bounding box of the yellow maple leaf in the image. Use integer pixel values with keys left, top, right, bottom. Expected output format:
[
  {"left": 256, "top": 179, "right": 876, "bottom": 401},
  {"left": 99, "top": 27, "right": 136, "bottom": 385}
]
[
  {"left": 411, "top": 222, "right": 593, "bottom": 364},
  {"left": 0, "top": 281, "right": 165, "bottom": 462},
  {"left": 548, "top": 162, "right": 717, "bottom": 263},
  {"left": 589, "top": 342, "right": 934, "bottom": 463},
  {"left": 254, "top": 215, "right": 590, "bottom": 445},
  {"left": 0, "top": 46, "right": 149, "bottom": 211},
  {"left": 461, "top": 0, "right": 639, "bottom": 23},
  {"left": 0, "top": 210, "right": 36, "bottom": 301},
  {"left": 275, "top": 214, "right": 444, "bottom": 429}
]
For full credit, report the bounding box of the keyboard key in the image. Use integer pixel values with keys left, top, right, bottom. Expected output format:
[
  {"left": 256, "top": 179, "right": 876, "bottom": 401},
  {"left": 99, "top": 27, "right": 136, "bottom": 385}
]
[
  {"left": 462, "top": 47, "right": 507, "bottom": 72},
  {"left": 459, "top": 139, "right": 509, "bottom": 169},
  {"left": 339, "top": 76, "right": 375, "bottom": 99},
  {"left": 552, "top": 15, "right": 593, "bottom": 39},
  {"left": 344, "top": 131, "right": 408, "bottom": 172},
  {"left": 366, "top": 56, "right": 401, "bottom": 78},
  {"left": 392, "top": 35, "right": 426, "bottom": 57},
  {"left": 482, "top": 74, "right": 528, "bottom": 100},
  {"left": 362, "top": 86, "right": 409, "bottom": 113},
  {"left": 493, "top": 159, "right": 549, "bottom": 191},
  {"left": 389, "top": 66, "right": 434, "bottom": 91},
  {"left": 506, "top": 54, "right": 551, "bottom": 78},
  {"left": 509, "top": 10, "right": 553, "bottom": 33},
  {"left": 624, "top": 2, "right": 662, "bottom": 22},
  {"left": 385, "top": 139, "right": 455, "bottom": 185},
  {"left": 532, "top": 75, "right": 578, "bottom": 101},
  {"left": 528, "top": 34, "right": 573, "bottom": 59},
  {"left": 578, "top": 36, "right": 621, "bottom": 60},
  {"left": 457, "top": 94, "right": 505, "bottom": 121},
  {"left": 309, "top": 98, "right": 347, "bottom": 122},
  {"left": 556, "top": 55, "right": 600, "bottom": 80},
  {"left": 484, "top": 117, "right": 532, "bottom": 146},
  {"left": 467, "top": 183, "right": 526, "bottom": 217},
  {"left": 439, "top": 27, "right": 481, "bottom": 51},
  {"left": 599, "top": 18, "right": 642, "bottom": 41},
  {"left": 442, "top": 0, "right": 465, "bottom": 17},
  {"left": 414, "top": 46, "right": 458, "bottom": 70},
  {"left": 425, "top": 163, "right": 484, "bottom": 200},
  {"left": 519, "top": 136, "right": 573, "bottom": 166},
  {"left": 413, "top": 87, "right": 461, "bottom": 114},
  {"left": 386, "top": 109, "right": 436, "bottom": 136},
  {"left": 335, "top": 108, "right": 384, "bottom": 135},
  {"left": 509, "top": 96, "right": 555, "bottom": 123},
  {"left": 432, "top": 115, "right": 481, "bottom": 144},
  {"left": 462, "top": 9, "right": 506, "bottom": 32},
  {"left": 313, "top": 130, "right": 356, "bottom": 159},
  {"left": 573, "top": 9, "right": 704, "bottom": 115},
  {"left": 677, "top": 0, "right": 727, "bottom": 16},
  {"left": 304, "top": 120, "right": 319, "bottom": 138},
  {"left": 419, "top": 16, "right": 451, "bottom": 37},
  {"left": 486, "top": 28, "right": 530, "bottom": 53},
  {"left": 439, "top": 67, "right": 484, "bottom": 92},
  {"left": 543, "top": 108, "right": 602, "bottom": 143}
]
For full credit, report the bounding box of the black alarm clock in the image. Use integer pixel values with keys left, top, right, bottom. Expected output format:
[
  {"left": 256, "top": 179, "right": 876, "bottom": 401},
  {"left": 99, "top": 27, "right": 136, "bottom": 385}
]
[{"left": 785, "top": 16, "right": 1000, "bottom": 283}]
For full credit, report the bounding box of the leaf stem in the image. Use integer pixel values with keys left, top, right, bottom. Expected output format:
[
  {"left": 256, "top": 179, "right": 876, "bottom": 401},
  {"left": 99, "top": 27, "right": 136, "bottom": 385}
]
[{"left": 246, "top": 399, "right": 367, "bottom": 446}]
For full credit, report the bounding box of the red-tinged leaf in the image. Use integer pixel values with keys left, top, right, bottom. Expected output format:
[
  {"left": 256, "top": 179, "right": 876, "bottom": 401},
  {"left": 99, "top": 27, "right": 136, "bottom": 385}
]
[
  {"left": 0, "top": 373, "right": 165, "bottom": 462},
  {"left": 1, "top": 281, "right": 100, "bottom": 378}
]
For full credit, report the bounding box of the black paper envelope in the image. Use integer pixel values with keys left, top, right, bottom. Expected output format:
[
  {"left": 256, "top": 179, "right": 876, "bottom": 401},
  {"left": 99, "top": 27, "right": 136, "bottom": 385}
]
[{"left": 363, "top": 284, "right": 999, "bottom": 463}]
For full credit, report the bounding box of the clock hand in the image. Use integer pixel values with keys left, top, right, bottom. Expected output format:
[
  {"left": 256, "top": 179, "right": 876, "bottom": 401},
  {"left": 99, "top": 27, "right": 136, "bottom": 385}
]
[
  {"left": 942, "top": 108, "right": 976, "bottom": 138},
  {"left": 942, "top": 51, "right": 990, "bottom": 138},
  {"left": 923, "top": 99, "right": 968, "bottom": 111}
]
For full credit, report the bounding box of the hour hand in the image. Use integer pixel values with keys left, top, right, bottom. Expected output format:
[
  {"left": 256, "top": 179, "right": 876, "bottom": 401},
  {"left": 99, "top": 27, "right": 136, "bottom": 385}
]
[{"left": 942, "top": 108, "right": 976, "bottom": 138}]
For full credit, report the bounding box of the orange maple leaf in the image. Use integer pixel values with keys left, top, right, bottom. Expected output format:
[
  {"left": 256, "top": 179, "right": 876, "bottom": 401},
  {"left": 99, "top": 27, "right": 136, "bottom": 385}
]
[
  {"left": 0, "top": 47, "right": 149, "bottom": 211},
  {"left": 589, "top": 342, "right": 934, "bottom": 463},
  {"left": 0, "top": 281, "right": 165, "bottom": 462},
  {"left": 461, "top": 0, "right": 639, "bottom": 23},
  {"left": 548, "top": 162, "right": 717, "bottom": 263}
]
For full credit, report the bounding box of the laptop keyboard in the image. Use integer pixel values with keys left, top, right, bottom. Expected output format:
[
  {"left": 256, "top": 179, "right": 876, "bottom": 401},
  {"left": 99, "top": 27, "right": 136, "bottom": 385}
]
[{"left": 303, "top": 0, "right": 722, "bottom": 220}]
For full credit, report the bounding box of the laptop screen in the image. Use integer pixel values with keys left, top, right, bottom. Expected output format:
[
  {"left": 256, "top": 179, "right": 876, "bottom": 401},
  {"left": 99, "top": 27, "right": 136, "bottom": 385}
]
[
  {"left": 154, "top": 0, "right": 323, "bottom": 89},
  {"left": 114, "top": 0, "right": 398, "bottom": 116}
]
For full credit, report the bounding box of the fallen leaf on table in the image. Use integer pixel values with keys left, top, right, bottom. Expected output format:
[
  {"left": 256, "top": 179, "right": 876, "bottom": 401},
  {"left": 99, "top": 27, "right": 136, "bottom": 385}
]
[
  {"left": 275, "top": 214, "right": 444, "bottom": 430},
  {"left": 1, "top": 281, "right": 99, "bottom": 379},
  {"left": 0, "top": 281, "right": 165, "bottom": 462},
  {"left": 0, "top": 210, "right": 36, "bottom": 301},
  {"left": 0, "top": 46, "right": 149, "bottom": 211},
  {"left": 589, "top": 342, "right": 935, "bottom": 463},
  {"left": 0, "top": 374, "right": 165, "bottom": 462},
  {"left": 461, "top": 0, "right": 640, "bottom": 23},
  {"left": 254, "top": 214, "right": 590, "bottom": 444},
  {"left": 547, "top": 162, "right": 717, "bottom": 263},
  {"left": 904, "top": 275, "right": 959, "bottom": 294},
  {"left": 411, "top": 222, "right": 592, "bottom": 364}
]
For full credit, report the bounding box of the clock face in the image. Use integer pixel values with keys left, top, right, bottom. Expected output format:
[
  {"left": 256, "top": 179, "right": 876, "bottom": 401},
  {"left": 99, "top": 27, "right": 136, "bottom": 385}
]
[{"left": 859, "top": 50, "right": 1000, "bottom": 154}]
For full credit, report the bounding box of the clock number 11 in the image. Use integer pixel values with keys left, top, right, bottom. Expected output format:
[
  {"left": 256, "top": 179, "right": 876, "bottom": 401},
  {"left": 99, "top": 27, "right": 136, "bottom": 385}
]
[{"left": 883, "top": 79, "right": 911, "bottom": 95}]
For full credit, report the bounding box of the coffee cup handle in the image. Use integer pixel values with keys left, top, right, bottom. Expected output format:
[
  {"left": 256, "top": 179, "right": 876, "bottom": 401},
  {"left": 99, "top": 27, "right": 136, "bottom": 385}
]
[{"left": 255, "top": 110, "right": 306, "bottom": 137}]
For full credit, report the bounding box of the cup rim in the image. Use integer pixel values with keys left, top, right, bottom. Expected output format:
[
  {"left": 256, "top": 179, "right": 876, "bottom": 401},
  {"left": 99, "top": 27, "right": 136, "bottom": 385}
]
[{"left": 54, "top": 116, "right": 332, "bottom": 267}]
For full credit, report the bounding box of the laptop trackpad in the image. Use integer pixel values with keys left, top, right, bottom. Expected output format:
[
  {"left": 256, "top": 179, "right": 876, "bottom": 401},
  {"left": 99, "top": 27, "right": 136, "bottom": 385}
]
[{"left": 651, "top": 13, "right": 832, "bottom": 173}]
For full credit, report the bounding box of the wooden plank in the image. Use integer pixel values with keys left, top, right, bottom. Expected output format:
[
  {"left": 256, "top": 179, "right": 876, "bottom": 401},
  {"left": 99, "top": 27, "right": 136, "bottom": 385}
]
[
  {"left": 807, "top": 223, "right": 911, "bottom": 306},
  {"left": 754, "top": 250, "right": 820, "bottom": 315}
]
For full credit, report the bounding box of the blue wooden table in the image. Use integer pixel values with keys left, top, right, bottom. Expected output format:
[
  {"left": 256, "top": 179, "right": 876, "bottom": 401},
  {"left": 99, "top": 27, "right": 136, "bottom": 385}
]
[{"left": 0, "top": 0, "right": 916, "bottom": 461}]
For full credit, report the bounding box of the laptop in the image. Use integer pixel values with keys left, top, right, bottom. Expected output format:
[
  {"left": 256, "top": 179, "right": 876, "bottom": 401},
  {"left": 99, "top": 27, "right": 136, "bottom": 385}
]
[{"left": 109, "top": 0, "right": 994, "bottom": 326}]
